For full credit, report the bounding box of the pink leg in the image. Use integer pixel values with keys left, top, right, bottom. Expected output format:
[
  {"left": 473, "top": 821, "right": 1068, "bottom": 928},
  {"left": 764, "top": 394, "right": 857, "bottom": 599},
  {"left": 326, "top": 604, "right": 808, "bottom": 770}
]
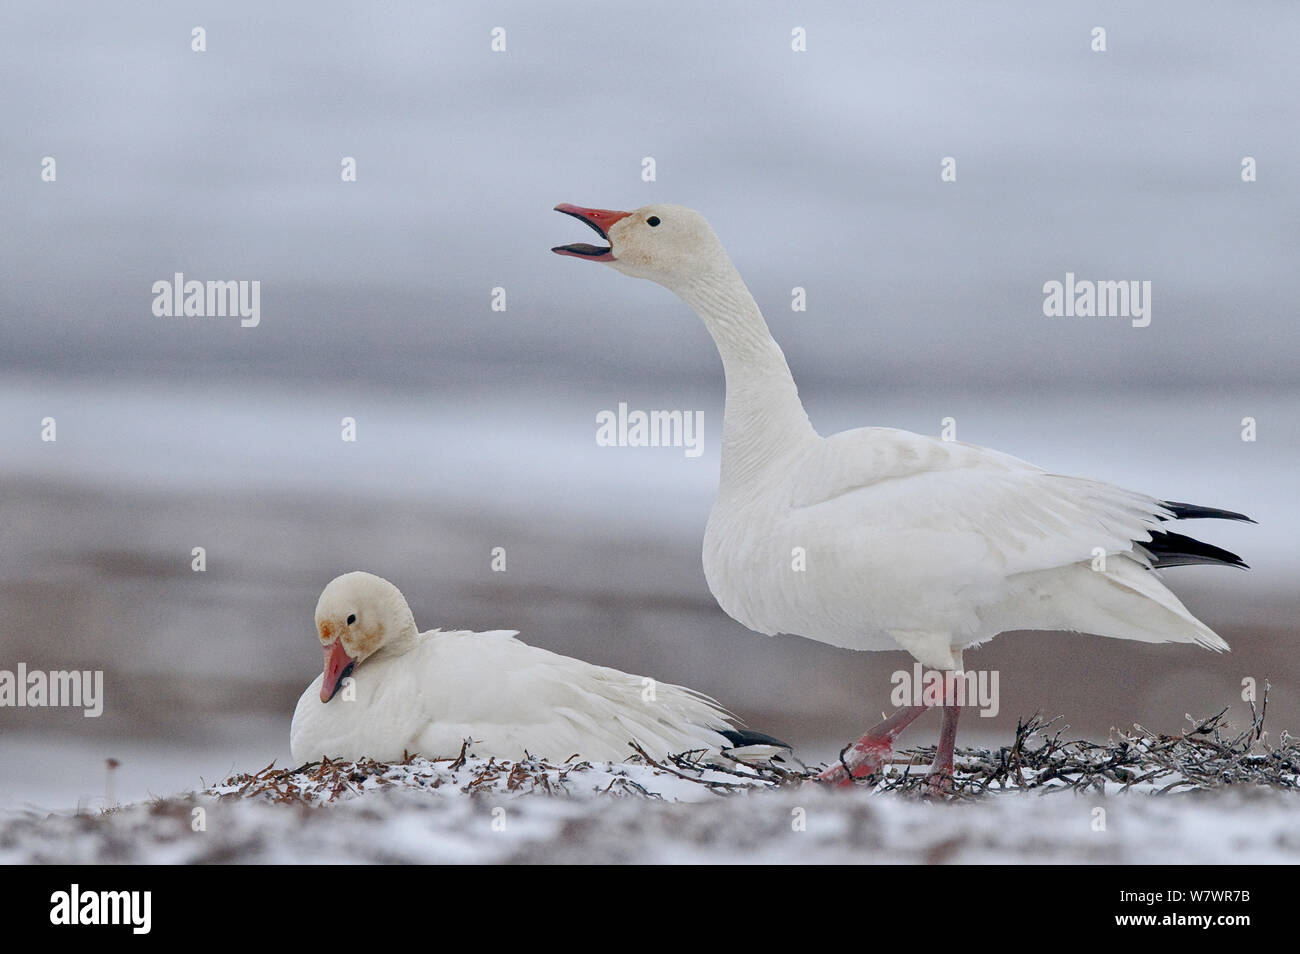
[
  {"left": 818, "top": 705, "right": 929, "bottom": 786},
  {"left": 926, "top": 704, "right": 961, "bottom": 792}
]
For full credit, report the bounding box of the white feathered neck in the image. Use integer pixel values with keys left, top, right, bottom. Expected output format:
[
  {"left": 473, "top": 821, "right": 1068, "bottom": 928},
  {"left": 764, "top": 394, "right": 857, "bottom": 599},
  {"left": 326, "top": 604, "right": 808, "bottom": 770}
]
[{"left": 673, "top": 261, "right": 818, "bottom": 492}]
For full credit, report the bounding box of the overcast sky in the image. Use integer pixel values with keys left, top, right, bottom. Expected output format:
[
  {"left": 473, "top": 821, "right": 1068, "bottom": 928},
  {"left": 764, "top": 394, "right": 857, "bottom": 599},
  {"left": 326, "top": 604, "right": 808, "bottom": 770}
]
[{"left": 3, "top": 2, "right": 1297, "bottom": 393}]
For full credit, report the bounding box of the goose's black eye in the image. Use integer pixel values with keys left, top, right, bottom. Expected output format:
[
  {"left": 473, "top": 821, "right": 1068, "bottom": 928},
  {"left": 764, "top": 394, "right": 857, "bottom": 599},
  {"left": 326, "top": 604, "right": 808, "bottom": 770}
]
[
  {"left": 646, "top": 216, "right": 661, "bottom": 227},
  {"left": 346, "top": 614, "right": 356, "bottom": 625}
]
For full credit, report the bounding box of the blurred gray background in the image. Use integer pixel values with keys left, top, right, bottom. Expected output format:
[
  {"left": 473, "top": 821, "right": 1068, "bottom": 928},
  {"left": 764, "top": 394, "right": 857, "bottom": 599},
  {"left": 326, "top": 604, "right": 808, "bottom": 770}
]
[{"left": 2, "top": 2, "right": 1296, "bottom": 810}]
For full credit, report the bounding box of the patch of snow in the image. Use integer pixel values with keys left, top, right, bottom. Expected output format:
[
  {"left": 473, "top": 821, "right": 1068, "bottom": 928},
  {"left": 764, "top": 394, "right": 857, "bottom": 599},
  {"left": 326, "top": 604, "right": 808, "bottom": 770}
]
[{"left": 2, "top": 750, "right": 1297, "bottom": 864}]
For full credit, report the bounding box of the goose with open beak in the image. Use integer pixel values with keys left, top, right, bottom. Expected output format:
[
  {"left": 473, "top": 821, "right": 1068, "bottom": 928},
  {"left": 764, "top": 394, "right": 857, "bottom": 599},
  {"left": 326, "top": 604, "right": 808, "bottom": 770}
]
[{"left": 553, "top": 201, "right": 1253, "bottom": 790}]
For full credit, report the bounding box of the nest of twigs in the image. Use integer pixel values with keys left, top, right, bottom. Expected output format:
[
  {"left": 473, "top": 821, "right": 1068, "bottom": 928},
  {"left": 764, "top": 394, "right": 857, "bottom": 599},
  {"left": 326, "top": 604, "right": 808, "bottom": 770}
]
[
  {"left": 876, "top": 691, "right": 1297, "bottom": 797},
  {"left": 211, "top": 691, "right": 1297, "bottom": 805},
  {"left": 211, "top": 741, "right": 647, "bottom": 805}
]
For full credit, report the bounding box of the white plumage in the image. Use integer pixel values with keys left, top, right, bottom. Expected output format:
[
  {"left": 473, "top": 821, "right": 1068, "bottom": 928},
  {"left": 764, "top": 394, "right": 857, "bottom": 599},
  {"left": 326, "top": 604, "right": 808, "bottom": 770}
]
[
  {"left": 554, "top": 201, "right": 1250, "bottom": 783},
  {"left": 702, "top": 425, "right": 1228, "bottom": 670},
  {"left": 290, "top": 571, "right": 769, "bottom": 765},
  {"left": 554, "top": 203, "right": 1243, "bottom": 669}
]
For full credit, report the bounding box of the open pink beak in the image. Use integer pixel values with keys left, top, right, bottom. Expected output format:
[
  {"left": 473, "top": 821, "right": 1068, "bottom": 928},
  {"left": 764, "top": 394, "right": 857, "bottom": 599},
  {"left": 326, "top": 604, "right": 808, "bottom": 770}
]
[
  {"left": 320, "top": 641, "right": 356, "bottom": 703},
  {"left": 552, "top": 203, "right": 632, "bottom": 261}
]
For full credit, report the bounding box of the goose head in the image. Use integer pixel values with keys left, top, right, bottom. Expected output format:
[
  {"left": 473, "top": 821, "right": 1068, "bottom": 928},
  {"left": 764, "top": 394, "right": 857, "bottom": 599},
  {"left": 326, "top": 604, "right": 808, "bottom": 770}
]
[
  {"left": 313, "top": 571, "right": 418, "bottom": 703},
  {"left": 552, "top": 203, "right": 728, "bottom": 291}
]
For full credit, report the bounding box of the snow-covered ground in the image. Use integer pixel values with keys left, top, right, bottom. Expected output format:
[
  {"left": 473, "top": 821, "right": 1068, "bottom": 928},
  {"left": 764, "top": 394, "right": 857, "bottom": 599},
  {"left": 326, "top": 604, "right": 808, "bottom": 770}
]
[
  {"left": 3, "top": 756, "right": 1297, "bottom": 865},
  {"left": 4, "top": 709, "right": 1297, "bottom": 864}
]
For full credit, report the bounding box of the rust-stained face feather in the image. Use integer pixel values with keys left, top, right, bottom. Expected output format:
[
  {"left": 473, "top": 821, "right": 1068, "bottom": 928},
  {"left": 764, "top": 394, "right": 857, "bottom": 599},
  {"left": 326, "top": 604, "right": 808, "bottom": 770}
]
[{"left": 316, "top": 609, "right": 388, "bottom": 702}]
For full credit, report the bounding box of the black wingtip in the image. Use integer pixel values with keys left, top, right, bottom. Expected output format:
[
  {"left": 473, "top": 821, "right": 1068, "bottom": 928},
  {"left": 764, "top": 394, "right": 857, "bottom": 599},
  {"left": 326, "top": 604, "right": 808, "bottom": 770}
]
[
  {"left": 1160, "top": 500, "right": 1257, "bottom": 524},
  {"left": 720, "top": 728, "right": 792, "bottom": 750},
  {"left": 1143, "top": 530, "right": 1250, "bottom": 570}
]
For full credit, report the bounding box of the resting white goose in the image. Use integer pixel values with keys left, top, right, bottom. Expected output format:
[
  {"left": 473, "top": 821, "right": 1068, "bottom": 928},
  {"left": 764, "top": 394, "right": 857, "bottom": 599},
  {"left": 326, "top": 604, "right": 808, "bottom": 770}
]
[
  {"left": 553, "top": 202, "right": 1252, "bottom": 788},
  {"left": 289, "top": 571, "right": 791, "bottom": 766}
]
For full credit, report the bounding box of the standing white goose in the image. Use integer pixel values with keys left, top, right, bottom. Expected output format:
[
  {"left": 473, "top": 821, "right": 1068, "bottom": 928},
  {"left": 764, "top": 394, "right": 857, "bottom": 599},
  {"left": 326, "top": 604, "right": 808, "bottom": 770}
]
[
  {"left": 290, "top": 571, "right": 791, "bottom": 766},
  {"left": 553, "top": 202, "right": 1252, "bottom": 787}
]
